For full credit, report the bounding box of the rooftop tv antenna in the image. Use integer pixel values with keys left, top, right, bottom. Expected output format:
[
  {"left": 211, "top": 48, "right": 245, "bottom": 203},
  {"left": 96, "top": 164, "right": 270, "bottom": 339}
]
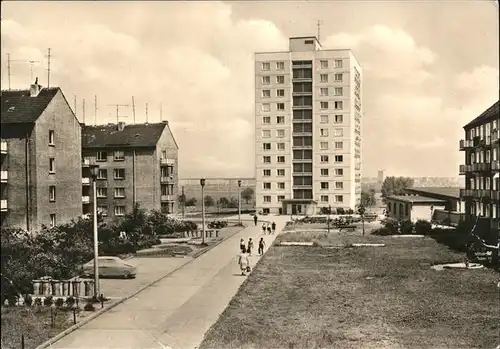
[
  {"left": 46, "top": 48, "right": 51, "bottom": 88},
  {"left": 317, "top": 20, "right": 323, "bottom": 42},
  {"left": 145, "top": 102, "right": 149, "bottom": 123},
  {"left": 6, "top": 53, "right": 26, "bottom": 90},
  {"left": 28, "top": 60, "right": 41, "bottom": 81},
  {"left": 94, "top": 95, "right": 98, "bottom": 124},
  {"left": 82, "top": 98, "right": 86, "bottom": 124},
  {"left": 106, "top": 104, "right": 130, "bottom": 124}
]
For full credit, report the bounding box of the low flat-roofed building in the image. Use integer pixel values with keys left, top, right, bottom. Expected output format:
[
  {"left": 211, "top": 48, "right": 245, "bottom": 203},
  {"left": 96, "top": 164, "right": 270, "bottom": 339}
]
[{"left": 385, "top": 195, "right": 447, "bottom": 222}]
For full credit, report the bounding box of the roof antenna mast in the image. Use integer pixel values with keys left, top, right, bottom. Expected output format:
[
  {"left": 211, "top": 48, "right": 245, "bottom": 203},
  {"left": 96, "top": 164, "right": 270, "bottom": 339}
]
[{"left": 317, "top": 20, "right": 323, "bottom": 42}]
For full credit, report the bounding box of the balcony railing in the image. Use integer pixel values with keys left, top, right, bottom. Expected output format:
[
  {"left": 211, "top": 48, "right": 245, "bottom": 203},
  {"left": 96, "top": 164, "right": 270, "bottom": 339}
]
[
  {"left": 82, "top": 177, "right": 90, "bottom": 185},
  {"left": 0, "top": 199, "right": 7, "bottom": 211},
  {"left": 292, "top": 158, "right": 313, "bottom": 163},
  {"left": 160, "top": 176, "right": 174, "bottom": 183},
  {"left": 459, "top": 139, "right": 474, "bottom": 150},
  {"left": 460, "top": 189, "right": 497, "bottom": 200},
  {"left": 0, "top": 171, "right": 7, "bottom": 183},
  {"left": 0, "top": 141, "right": 7, "bottom": 154},
  {"left": 459, "top": 164, "right": 471, "bottom": 174},
  {"left": 82, "top": 158, "right": 90, "bottom": 167},
  {"left": 292, "top": 184, "right": 313, "bottom": 189},
  {"left": 492, "top": 191, "right": 500, "bottom": 201},
  {"left": 292, "top": 171, "right": 313, "bottom": 176},
  {"left": 82, "top": 196, "right": 90, "bottom": 204},
  {"left": 292, "top": 145, "right": 313, "bottom": 149},
  {"left": 472, "top": 163, "right": 491, "bottom": 172},
  {"left": 292, "top": 131, "right": 313, "bottom": 136},
  {"left": 160, "top": 194, "right": 175, "bottom": 202},
  {"left": 492, "top": 161, "right": 500, "bottom": 171},
  {"left": 160, "top": 158, "right": 175, "bottom": 165},
  {"left": 492, "top": 130, "right": 499, "bottom": 144}
]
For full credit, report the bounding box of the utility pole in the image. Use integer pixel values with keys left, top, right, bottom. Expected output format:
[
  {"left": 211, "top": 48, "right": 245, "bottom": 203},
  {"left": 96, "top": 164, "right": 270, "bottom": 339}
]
[
  {"left": 327, "top": 205, "right": 331, "bottom": 234},
  {"left": 46, "top": 48, "right": 51, "bottom": 88},
  {"left": 106, "top": 104, "right": 130, "bottom": 124},
  {"left": 132, "top": 96, "right": 136, "bottom": 124},
  {"left": 94, "top": 95, "right": 98, "bottom": 125},
  {"left": 182, "top": 186, "right": 185, "bottom": 218},
  {"left": 28, "top": 60, "right": 41, "bottom": 81}
]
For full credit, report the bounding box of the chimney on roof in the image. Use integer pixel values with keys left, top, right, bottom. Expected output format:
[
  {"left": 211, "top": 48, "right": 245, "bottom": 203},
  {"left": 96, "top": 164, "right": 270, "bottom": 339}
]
[
  {"left": 30, "top": 77, "right": 41, "bottom": 97},
  {"left": 117, "top": 122, "right": 126, "bottom": 131}
]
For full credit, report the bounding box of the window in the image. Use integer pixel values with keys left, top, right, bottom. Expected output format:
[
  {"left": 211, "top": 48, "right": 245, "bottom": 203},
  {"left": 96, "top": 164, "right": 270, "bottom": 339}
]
[
  {"left": 114, "top": 205, "right": 126, "bottom": 217},
  {"left": 335, "top": 195, "right": 344, "bottom": 203},
  {"left": 334, "top": 60, "right": 343, "bottom": 68},
  {"left": 276, "top": 116, "right": 285, "bottom": 124},
  {"left": 276, "top": 61, "right": 284, "bottom": 70},
  {"left": 320, "top": 128, "right": 329, "bottom": 137},
  {"left": 262, "top": 130, "right": 271, "bottom": 138},
  {"left": 262, "top": 90, "right": 271, "bottom": 98},
  {"left": 277, "top": 103, "right": 285, "bottom": 111},
  {"left": 320, "top": 60, "right": 328, "bottom": 69},
  {"left": 262, "top": 116, "right": 271, "bottom": 124},
  {"left": 277, "top": 143, "right": 285, "bottom": 150},
  {"left": 263, "top": 196, "right": 271, "bottom": 203},
  {"left": 335, "top": 182, "right": 344, "bottom": 189},
  {"left": 262, "top": 103, "right": 271, "bottom": 112},
  {"left": 334, "top": 73, "right": 343, "bottom": 82},
  {"left": 49, "top": 130, "right": 55, "bottom": 146},
  {"left": 335, "top": 115, "right": 343, "bottom": 123},
  {"left": 262, "top": 62, "right": 270, "bottom": 71},
  {"left": 320, "top": 142, "right": 329, "bottom": 150},
  {"left": 96, "top": 151, "right": 107, "bottom": 161},
  {"left": 320, "top": 101, "right": 328, "bottom": 110},
  {"left": 276, "top": 76, "right": 285, "bottom": 84},
  {"left": 97, "top": 169, "right": 107, "bottom": 179},
  {"left": 335, "top": 141, "right": 343, "bottom": 149},
  {"left": 277, "top": 89, "right": 285, "bottom": 97},
  {"left": 335, "top": 168, "right": 344, "bottom": 176},
  {"left": 334, "top": 101, "right": 343, "bottom": 110},
  {"left": 97, "top": 205, "right": 108, "bottom": 216},
  {"left": 320, "top": 88, "right": 328, "bottom": 96},
  {"left": 114, "top": 150, "right": 125, "bottom": 161},
  {"left": 263, "top": 169, "right": 271, "bottom": 176},
  {"left": 49, "top": 186, "right": 56, "bottom": 202},
  {"left": 335, "top": 87, "right": 343, "bottom": 96},
  {"left": 277, "top": 195, "right": 285, "bottom": 202},
  {"left": 161, "top": 150, "right": 167, "bottom": 159},
  {"left": 114, "top": 187, "right": 125, "bottom": 198},
  {"left": 277, "top": 182, "right": 285, "bottom": 189},
  {"left": 321, "top": 169, "right": 329, "bottom": 176},
  {"left": 262, "top": 76, "right": 270, "bottom": 85},
  {"left": 276, "top": 129, "right": 285, "bottom": 138},
  {"left": 50, "top": 214, "right": 56, "bottom": 228},
  {"left": 97, "top": 187, "right": 107, "bottom": 198},
  {"left": 334, "top": 128, "right": 343, "bottom": 137},
  {"left": 277, "top": 156, "right": 285, "bottom": 163},
  {"left": 263, "top": 143, "right": 271, "bottom": 151},
  {"left": 335, "top": 155, "right": 344, "bottom": 163},
  {"left": 321, "top": 195, "right": 329, "bottom": 203},
  {"left": 277, "top": 169, "right": 285, "bottom": 176},
  {"left": 321, "top": 182, "right": 329, "bottom": 190},
  {"left": 263, "top": 156, "right": 271, "bottom": 163},
  {"left": 49, "top": 158, "right": 55, "bottom": 173},
  {"left": 263, "top": 182, "right": 271, "bottom": 190},
  {"left": 320, "top": 115, "right": 329, "bottom": 124},
  {"left": 114, "top": 168, "right": 125, "bottom": 179},
  {"left": 320, "top": 74, "right": 328, "bottom": 82},
  {"left": 320, "top": 155, "right": 329, "bottom": 163}
]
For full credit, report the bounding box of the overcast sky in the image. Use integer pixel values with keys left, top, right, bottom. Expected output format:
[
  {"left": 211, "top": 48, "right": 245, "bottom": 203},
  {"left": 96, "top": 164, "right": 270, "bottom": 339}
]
[{"left": 1, "top": 1, "right": 498, "bottom": 178}]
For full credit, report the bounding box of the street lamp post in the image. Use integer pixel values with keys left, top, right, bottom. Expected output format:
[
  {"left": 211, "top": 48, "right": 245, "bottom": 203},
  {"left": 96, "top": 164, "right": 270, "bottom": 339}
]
[
  {"left": 237, "top": 180, "right": 242, "bottom": 226},
  {"left": 327, "top": 205, "right": 331, "bottom": 234},
  {"left": 200, "top": 178, "right": 206, "bottom": 245},
  {"left": 89, "top": 164, "right": 100, "bottom": 298}
]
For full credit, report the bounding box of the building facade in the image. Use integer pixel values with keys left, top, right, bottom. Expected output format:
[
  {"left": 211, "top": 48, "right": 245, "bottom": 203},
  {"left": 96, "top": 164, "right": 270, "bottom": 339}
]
[
  {"left": 0, "top": 83, "right": 82, "bottom": 230},
  {"left": 81, "top": 121, "right": 179, "bottom": 220},
  {"left": 254, "top": 36, "right": 362, "bottom": 215},
  {"left": 385, "top": 195, "right": 447, "bottom": 222},
  {"left": 459, "top": 101, "right": 499, "bottom": 237}
]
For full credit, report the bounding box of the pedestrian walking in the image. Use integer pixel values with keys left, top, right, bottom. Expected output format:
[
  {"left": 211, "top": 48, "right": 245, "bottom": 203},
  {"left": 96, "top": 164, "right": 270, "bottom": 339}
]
[
  {"left": 271, "top": 221, "right": 276, "bottom": 234},
  {"left": 238, "top": 249, "right": 250, "bottom": 276},
  {"left": 258, "top": 237, "right": 266, "bottom": 256},
  {"left": 239, "top": 238, "right": 246, "bottom": 253},
  {"left": 254, "top": 215, "right": 258, "bottom": 226},
  {"left": 267, "top": 224, "right": 271, "bottom": 235},
  {"left": 262, "top": 223, "right": 267, "bottom": 234},
  {"left": 247, "top": 238, "right": 254, "bottom": 255}
]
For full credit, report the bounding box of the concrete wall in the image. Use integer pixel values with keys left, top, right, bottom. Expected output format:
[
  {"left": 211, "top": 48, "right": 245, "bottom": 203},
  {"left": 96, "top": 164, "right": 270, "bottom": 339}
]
[{"left": 412, "top": 204, "right": 445, "bottom": 222}]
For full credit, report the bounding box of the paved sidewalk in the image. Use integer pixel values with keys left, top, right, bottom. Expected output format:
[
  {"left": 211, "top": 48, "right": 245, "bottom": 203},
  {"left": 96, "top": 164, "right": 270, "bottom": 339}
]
[{"left": 49, "top": 215, "right": 287, "bottom": 349}]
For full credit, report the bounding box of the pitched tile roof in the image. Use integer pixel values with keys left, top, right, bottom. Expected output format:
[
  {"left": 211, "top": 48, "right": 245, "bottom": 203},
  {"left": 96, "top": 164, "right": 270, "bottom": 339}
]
[
  {"left": 82, "top": 122, "right": 170, "bottom": 148},
  {"left": 0, "top": 87, "right": 60, "bottom": 124},
  {"left": 463, "top": 101, "right": 499, "bottom": 129},
  {"left": 386, "top": 195, "right": 447, "bottom": 204},
  {"left": 405, "top": 187, "right": 461, "bottom": 199}
]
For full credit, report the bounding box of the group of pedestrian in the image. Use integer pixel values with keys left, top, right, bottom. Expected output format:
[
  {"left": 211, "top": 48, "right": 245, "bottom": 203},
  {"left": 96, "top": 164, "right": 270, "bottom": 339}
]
[
  {"left": 261, "top": 221, "right": 276, "bottom": 235},
  {"left": 238, "top": 236, "right": 267, "bottom": 276}
]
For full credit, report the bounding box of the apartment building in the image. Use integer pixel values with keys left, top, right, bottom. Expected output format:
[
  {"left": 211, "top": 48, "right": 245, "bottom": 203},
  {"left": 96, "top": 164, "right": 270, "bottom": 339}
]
[
  {"left": 255, "top": 36, "right": 362, "bottom": 215},
  {"left": 459, "top": 100, "right": 499, "bottom": 236},
  {"left": 81, "top": 121, "right": 179, "bottom": 219},
  {"left": 0, "top": 82, "right": 82, "bottom": 230}
]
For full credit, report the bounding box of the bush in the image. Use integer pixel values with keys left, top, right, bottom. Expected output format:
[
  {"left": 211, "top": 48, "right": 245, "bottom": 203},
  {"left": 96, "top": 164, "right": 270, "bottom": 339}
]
[
  {"left": 400, "top": 219, "right": 414, "bottom": 234},
  {"left": 55, "top": 297, "right": 65, "bottom": 307},
  {"left": 24, "top": 295, "right": 33, "bottom": 306},
  {"left": 381, "top": 218, "right": 399, "bottom": 234},
  {"left": 208, "top": 220, "right": 228, "bottom": 229},
  {"left": 415, "top": 219, "right": 432, "bottom": 235},
  {"left": 43, "top": 295, "right": 53, "bottom": 307},
  {"left": 66, "top": 296, "right": 75, "bottom": 308},
  {"left": 84, "top": 302, "right": 95, "bottom": 311},
  {"left": 371, "top": 227, "right": 393, "bottom": 236},
  {"left": 33, "top": 298, "right": 42, "bottom": 306}
]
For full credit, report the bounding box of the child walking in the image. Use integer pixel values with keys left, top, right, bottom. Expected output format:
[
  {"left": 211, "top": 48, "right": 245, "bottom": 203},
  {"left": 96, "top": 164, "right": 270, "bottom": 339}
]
[
  {"left": 238, "top": 249, "right": 250, "bottom": 276},
  {"left": 247, "top": 238, "right": 254, "bottom": 255}
]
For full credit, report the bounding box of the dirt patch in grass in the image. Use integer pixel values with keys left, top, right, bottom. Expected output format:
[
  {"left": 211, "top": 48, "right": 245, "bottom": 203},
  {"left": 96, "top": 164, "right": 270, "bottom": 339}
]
[
  {"left": 1, "top": 306, "right": 76, "bottom": 349},
  {"left": 200, "top": 238, "right": 499, "bottom": 349}
]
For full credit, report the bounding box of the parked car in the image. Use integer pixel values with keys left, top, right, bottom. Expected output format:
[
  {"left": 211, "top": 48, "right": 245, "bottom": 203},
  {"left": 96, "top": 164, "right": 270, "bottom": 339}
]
[{"left": 83, "top": 256, "right": 137, "bottom": 279}]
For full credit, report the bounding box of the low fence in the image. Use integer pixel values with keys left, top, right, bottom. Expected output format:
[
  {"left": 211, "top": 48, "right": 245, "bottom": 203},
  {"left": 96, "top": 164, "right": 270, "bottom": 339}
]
[{"left": 31, "top": 277, "right": 96, "bottom": 299}]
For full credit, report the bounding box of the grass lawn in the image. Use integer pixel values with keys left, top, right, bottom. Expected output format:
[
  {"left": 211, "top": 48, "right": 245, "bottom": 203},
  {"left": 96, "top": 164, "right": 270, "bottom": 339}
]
[
  {"left": 1, "top": 306, "right": 76, "bottom": 349},
  {"left": 200, "top": 231, "right": 499, "bottom": 349}
]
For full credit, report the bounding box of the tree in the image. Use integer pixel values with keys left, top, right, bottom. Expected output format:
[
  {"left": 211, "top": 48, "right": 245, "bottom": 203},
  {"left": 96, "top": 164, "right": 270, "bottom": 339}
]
[
  {"left": 360, "top": 189, "right": 376, "bottom": 208},
  {"left": 381, "top": 176, "right": 414, "bottom": 198},
  {"left": 217, "top": 197, "right": 230, "bottom": 210},
  {"left": 357, "top": 203, "right": 366, "bottom": 236},
  {"left": 185, "top": 197, "right": 197, "bottom": 207},
  {"left": 241, "top": 187, "right": 254, "bottom": 204},
  {"left": 204, "top": 195, "right": 215, "bottom": 208},
  {"left": 227, "top": 197, "right": 238, "bottom": 209}
]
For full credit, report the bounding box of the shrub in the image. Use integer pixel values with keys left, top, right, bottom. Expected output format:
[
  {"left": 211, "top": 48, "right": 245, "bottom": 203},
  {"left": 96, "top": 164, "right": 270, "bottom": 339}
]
[
  {"left": 208, "top": 220, "right": 228, "bottom": 229},
  {"left": 24, "top": 295, "right": 33, "bottom": 306},
  {"left": 371, "top": 227, "right": 393, "bottom": 236},
  {"left": 415, "top": 219, "right": 432, "bottom": 235},
  {"left": 381, "top": 218, "right": 399, "bottom": 234},
  {"left": 66, "top": 296, "right": 75, "bottom": 308},
  {"left": 44, "top": 295, "right": 54, "bottom": 307},
  {"left": 84, "top": 302, "right": 95, "bottom": 311},
  {"left": 337, "top": 208, "right": 346, "bottom": 215},
  {"left": 55, "top": 297, "right": 65, "bottom": 307},
  {"left": 400, "top": 219, "right": 414, "bottom": 234},
  {"left": 33, "top": 297, "right": 42, "bottom": 306}
]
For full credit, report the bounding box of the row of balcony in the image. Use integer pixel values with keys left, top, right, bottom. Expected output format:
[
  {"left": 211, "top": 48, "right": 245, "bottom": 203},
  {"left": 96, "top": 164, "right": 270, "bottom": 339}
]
[
  {"left": 460, "top": 189, "right": 500, "bottom": 201},
  {"left": 0, "top": 199, "right": 7, "bottom": 211},
  {"left": 82, "top": 194, "right": 176, "bottom": 204},
  {"left": 1, "top": 170, "right": 7, "bottom": 183},
  {"left": 81, "top": 176, "right": 174, "bottom": 185},
  {"left": 1, "top": 141, "right": 7, "bottom": 154},
  {"left": 459, "top": 161, "right": 500, "bottom": 174},
  {"left": 82, "top": 158, "right": 175, "bottom": 167},
  {"left": 459, "top": 133, "right": 500, "bottom": 150}
]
